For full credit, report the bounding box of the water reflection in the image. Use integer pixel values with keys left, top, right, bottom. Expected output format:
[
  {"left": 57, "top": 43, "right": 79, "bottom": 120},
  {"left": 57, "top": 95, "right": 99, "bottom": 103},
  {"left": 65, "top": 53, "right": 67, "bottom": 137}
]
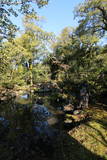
[
  {"left": 0, "top": 92, "right": 64, "bottom": 134},
  {"left": 20, "top": 94, "right": 29, "bottom": 99},
  {"left": 0, "top": 92, "right": 105, "bottom": 160},
  {"left": 0, "top": 92, "right": 64, "bottom": 158}
]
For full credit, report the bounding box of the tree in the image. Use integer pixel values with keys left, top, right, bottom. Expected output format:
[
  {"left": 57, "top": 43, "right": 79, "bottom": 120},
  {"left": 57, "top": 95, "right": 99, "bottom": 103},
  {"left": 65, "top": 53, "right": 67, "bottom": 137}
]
[
  {"left": 47, "top": 26, "right": 107, "bottom": 102},
  {"left": 75, "top": 0, "right": 107, "bottom": 37},
  {"left": 0, "top": 0, "right": 49, "bottom": 41},
  {"left": 21, "top": 15, "right": 53, "bottom": 85},
  {"left": 0, "top": 14, "right": 53, "bottom": 87}
]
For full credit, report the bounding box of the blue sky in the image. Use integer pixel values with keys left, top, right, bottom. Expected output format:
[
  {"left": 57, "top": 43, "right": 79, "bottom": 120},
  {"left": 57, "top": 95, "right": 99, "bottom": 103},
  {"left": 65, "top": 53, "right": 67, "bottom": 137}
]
[
  {"left": 13, "top": 0, "right": 84, "bottom": 35},
  {"left": 36, "top": 0, "right": 84, "bottom": 35}
]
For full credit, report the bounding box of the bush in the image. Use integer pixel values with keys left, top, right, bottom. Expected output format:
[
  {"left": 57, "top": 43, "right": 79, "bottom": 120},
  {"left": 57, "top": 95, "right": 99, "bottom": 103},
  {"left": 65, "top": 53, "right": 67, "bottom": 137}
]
[{"left": 2, "top": 82, "right": 14, "bottom": 89}]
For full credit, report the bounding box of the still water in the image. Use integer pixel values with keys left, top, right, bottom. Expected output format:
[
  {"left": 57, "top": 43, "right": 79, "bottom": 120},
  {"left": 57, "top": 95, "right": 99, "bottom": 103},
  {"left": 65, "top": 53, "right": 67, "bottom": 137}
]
[
  {"left": 0, "top": 92, "right": 65, "bottom": 135},
  {"left": 0, "top": 92, "right": 67, "bottom": 159}
]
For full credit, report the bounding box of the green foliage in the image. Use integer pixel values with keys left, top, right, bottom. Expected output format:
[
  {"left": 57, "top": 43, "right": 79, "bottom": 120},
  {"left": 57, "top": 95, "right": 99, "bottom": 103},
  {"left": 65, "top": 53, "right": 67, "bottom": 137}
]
[
  {"left": 75, "top": 0, "right": 107, "bottom": 37},
  {"left": 32, "top": 64, "right": 50, "bottom": 83},
  {"left": 47, "top": 26, "right": 107, "bottom": 100},
  {"left": 1, "top": 0, "right": 107, "bottom": 102},
  {"left": 0, "top": 15, "right": 52, "bottom": 87},
  {"left": 66, "top": 106, "right": 107, "bottom": 160},
  {"left": 0, "top": 0, "right": 49, "bottom": 41}
]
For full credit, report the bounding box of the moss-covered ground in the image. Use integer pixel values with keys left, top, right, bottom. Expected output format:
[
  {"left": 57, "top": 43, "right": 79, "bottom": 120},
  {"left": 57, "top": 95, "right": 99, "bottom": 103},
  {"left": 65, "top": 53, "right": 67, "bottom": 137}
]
[
  {"left": 58, "top": 105, "right": 107, "bottom": 160},
  {"left": 0, "top": 101, "right": 107, "bottom": 160}
]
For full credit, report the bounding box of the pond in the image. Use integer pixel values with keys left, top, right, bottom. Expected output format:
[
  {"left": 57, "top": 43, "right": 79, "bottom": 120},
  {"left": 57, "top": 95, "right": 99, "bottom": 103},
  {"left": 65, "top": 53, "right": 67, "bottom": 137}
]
[
  {"left": 0, "top": 92, "right": 98, "bottom": 160},
  {"left": 0, "top": 92, "right": 67, "bottom": 159},
  {"left": 0, "top": 93, "right": 64, "bottom": 139},
  {"left": 0, "top": 91, "right": 88, "bottom": 137}
]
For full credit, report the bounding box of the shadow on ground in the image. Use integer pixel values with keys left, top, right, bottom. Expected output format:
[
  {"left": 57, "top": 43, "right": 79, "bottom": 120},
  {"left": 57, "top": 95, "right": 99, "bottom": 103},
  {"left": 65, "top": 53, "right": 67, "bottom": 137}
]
[
  {"left": 0, "top": 130, "right": 105, "bottom": 160},
  {"left": 0, "top": 97, "right": 106, "bottom": 160}
]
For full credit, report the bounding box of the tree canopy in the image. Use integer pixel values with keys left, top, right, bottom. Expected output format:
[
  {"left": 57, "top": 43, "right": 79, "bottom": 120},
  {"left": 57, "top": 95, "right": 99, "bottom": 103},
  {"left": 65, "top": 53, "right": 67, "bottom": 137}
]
[
  {"left": 0, "top": 0, "right": 49, "bottom": 41},
  {"left": 75, "top": 0, "right": 107, "bottom": 37},
  {"left": 1, "top": 0, "right": 107, "bottom": 100},
  {"left": 0, "top": 14, "right": 52, "bottom": 86}
]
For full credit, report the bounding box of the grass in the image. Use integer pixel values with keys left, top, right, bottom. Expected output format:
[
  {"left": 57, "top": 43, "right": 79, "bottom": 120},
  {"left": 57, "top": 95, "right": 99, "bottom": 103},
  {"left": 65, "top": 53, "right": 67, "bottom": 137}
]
[
  {"left": 0, "top": 100, "right": 107, "bottom": 160},
  {"left": 61, "top": 105, "right": 107, "bottom": 160}
]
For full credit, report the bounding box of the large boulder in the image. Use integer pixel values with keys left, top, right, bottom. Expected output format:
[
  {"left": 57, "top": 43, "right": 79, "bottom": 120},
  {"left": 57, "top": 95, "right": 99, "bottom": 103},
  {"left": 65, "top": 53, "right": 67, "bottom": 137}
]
[
  {"left": 32, "top": 104, "right": 58, "bottom": 142},
  {"left": 32, "top": 104, "right": 52, "bottom": 121},
  {"left": 33, "top": 121, "right": 58, "bottom": 141}
]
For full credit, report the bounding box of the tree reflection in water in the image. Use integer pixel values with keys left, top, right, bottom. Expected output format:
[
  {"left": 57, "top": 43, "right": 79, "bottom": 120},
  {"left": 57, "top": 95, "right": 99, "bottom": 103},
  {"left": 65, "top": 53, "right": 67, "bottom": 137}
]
[{"left": 0, "top": 93, "right": 105, "bottom": 160}]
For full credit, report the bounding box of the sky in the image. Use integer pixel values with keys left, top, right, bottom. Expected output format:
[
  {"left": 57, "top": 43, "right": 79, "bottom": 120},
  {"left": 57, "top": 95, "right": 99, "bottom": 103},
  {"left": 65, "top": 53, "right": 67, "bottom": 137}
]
[
  {"left": 13, "top": 0, "right": 84, "bottom": 36},
  {"left": 36, "top": 0, "right": 84, "bottom": 35}
]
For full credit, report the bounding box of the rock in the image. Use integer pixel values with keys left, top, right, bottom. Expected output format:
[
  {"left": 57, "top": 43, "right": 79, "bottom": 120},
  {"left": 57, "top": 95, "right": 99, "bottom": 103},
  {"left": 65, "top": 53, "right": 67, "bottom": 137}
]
[
  {"left": 73, "top": 110, "right": 81, "bottom": 115},
  {"left": 47, "top": 117, "right": 58, "bottom": 125},
  {"left": 32, "top": 103, "right": 58, "bottom": 149},
  {"left": 33, "top": 122, "right": 58, "bottom": 141},
  {"left": 33, "top": 121, "right": 49, "bottom": 134},
  {"left": 64, "top": 104, "right": 74, "bottom": 112},
  {"left": 64, "top": 119, "right": 73, "bottom": 124},
  {"left": 32, "top": 104, "right": 52, "bottom": 121}
]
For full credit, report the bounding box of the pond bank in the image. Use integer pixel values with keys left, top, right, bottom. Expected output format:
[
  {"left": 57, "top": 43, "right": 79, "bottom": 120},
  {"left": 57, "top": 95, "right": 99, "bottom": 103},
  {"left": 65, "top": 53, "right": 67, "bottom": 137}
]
[
  {"left": 67, "top": 105, "right": 107, "bottom": 160},
  {"left": 0, "top": 86, "right": 31, "bottom": 101},
  {"left": 0, "top": 87, "right": 107, "bottom": 160},
  {"left": 0, "top": 105, "right": 107, "bottom": 160}
]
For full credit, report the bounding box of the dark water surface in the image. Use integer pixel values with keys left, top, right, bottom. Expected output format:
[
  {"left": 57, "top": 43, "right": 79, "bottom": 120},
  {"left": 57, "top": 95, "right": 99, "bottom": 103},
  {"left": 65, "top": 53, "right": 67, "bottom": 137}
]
[
  {"left": 0, "top": 92, "right": 65, "bottom": 159},
  {"left": 0, "top": 93, "right": 106, "bottom": 160},
  {"left": 0, "top": 92, "right": 64, "bottom": 134}
]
